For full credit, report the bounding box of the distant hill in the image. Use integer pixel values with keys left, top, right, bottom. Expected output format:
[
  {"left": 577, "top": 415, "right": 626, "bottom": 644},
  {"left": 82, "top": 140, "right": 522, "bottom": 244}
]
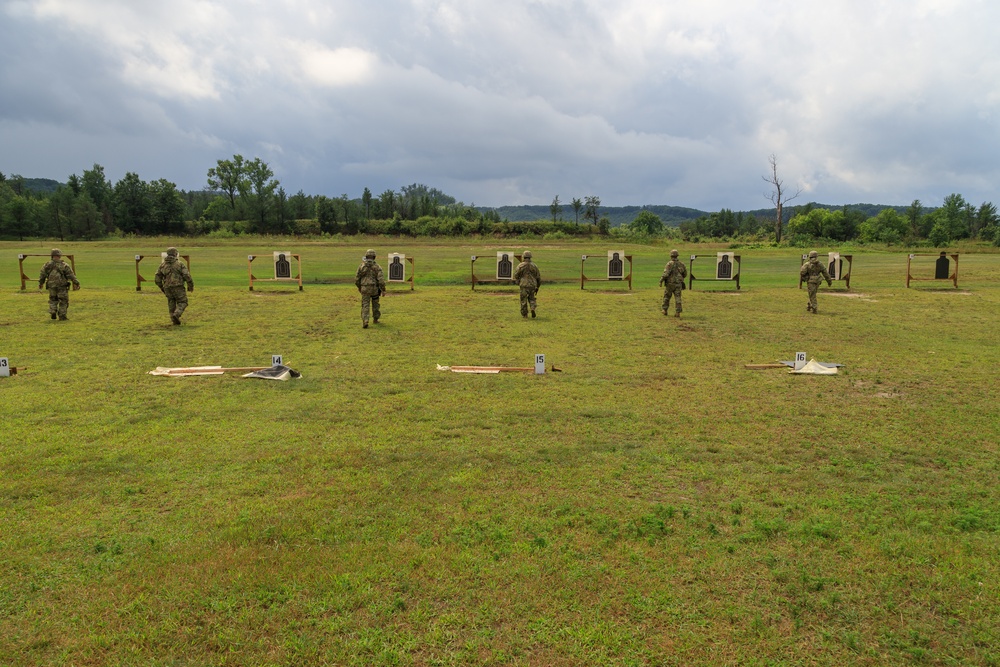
[
  {"left": 478, "top": 202, "right": 921, "bottom": 227},
  {"left": 479, "top": 204, "right": 709, "bottom": 227},
  {"left": 20, "top": 178, "right": 63, "bottom": 195}
]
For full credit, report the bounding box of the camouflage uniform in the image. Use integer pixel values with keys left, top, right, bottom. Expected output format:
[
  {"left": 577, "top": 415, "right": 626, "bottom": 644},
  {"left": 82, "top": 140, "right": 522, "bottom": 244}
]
[
  {"left": 355, "top": 250, "right": 385, "bottom": 328},
  {"left": 512, "top": 251, "right": 541, "bottom": 318},
  {"left": 154, "top": 248, "right": 194, "bottom": 325},
  {"left": 38, "top": 250, "right": 80, "bottom": 320},
  {"left": 800, "top": 251, "right": 832, "bottom": 313},
  {"left": 659, "top": 251, "right": 687, "bottom": 317}
]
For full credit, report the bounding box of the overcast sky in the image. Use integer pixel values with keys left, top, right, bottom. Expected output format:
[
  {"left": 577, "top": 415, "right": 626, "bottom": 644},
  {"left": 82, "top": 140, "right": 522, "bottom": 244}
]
[{"left": 2, "top": 0, "right": 998, "bottom": 210}]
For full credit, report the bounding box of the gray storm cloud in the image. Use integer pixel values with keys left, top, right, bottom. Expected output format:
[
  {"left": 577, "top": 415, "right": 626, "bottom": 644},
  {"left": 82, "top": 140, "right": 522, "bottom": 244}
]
[{"left": 1, "top": 0, "right": 997, "bottom": 209}]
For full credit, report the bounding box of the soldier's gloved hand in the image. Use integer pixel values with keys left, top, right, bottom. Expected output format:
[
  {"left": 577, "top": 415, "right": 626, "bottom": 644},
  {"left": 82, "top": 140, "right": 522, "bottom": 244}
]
[
  {"left": 38, "top": 283, "right": 44, "bottom": 290},
  {"left": 188, "top": 285, "right": 194, "bottom": 292},
  {"left": 827, "top": 281, "right": 832, "bottom": 287},
  {"left": 73, "top": 284, "right": 80, "bottom": 291}
]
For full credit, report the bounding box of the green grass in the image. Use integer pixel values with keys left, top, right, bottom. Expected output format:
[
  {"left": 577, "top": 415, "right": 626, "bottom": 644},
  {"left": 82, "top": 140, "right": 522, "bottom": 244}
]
[{"left": 1, "top": 238, "right": 999, "bottom": 666}]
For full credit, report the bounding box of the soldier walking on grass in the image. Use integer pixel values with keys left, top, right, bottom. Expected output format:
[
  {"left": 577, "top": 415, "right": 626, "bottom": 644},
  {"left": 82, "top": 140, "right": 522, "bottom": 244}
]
[
  {"left": 38, "top": 248, "right": 80, "bottom": 320},
  {"left": 355, "top": 249, "right": 386, "bottom": 328},
  {"left": 512, "top": 250, "right": 541, "bottom": 318},
  {"left": 800, "top": 250, "right": 832, "bottom": 314},
  {"left": 659, "top": 249, "right": 687, "bottom": 317},
  {"left": 154, "top": 247, "right": 194, "bottom": 325}
]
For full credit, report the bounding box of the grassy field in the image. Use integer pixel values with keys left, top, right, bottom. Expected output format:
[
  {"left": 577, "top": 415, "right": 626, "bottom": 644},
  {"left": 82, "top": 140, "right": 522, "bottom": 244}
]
[{"left": 1, "top": 238, "right": 999, "bottom": 666}]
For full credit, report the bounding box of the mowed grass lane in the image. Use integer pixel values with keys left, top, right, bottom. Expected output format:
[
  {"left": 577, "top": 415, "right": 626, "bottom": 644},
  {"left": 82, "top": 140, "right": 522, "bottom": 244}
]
[{"left": 1, "top": 239, "right": 998, "bottom": 666}]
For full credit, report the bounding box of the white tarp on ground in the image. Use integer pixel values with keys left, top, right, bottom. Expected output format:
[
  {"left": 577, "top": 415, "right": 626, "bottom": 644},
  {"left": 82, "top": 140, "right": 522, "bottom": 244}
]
[{"left": 789, "top": 359, "right": 839, "bottom": 375}]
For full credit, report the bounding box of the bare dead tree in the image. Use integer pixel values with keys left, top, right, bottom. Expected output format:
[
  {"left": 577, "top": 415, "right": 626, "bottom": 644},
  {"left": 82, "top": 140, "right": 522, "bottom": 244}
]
[{"left": 762, "top": 154, "right": 802, "bottom": 243}]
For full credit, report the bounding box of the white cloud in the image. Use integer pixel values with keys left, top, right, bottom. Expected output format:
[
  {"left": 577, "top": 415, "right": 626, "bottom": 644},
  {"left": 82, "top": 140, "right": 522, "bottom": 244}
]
[{"left": 294, "top": 43, "right": 378, "bottom": 87}]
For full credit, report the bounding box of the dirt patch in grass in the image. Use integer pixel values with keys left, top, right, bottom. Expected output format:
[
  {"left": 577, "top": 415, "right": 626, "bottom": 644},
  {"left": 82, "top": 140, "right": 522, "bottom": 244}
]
[
  {"left": 875, "top": 391, "right": 903, "bottom": 398},
  {"left": 828, "top": 292, "right": 878, "bottom": 302}
]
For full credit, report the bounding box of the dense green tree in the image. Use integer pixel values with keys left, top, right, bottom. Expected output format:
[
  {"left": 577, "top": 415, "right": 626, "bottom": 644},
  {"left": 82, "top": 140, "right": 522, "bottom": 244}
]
[
  {"left": 206, "top": 155, "right": 245, "bottom": 212},
  {"left": 113, "top": 172, "right": 152, "bottom": 234},
  {"left": 973, "top": 202, "right": 997, "bottom": 239},
  {"left": 571, "top": 197, "right": 582, "bottom": 224},
  {"left": 149, "top": 179, "right": 186, "bottom": 234},
  {"left": 289, "top": 189, "right": 312, "bottom": 220},
  {"left": 2, "top": 195, "right": 39, "bottom": 240},
  {"left": 69, "top": 195, "right": 103, "bottom": 239},
  {"left": 315, "top": 195, "right": 339, "bottom": 233},
  {"left": 858, "top": 208, "right": 908, "bottom": 244},
  {"left": 629, "top": 210, "right": 664, "bottom": 234},
  {"left": 361, "top": 187, "right": 372, "bottom": 221},
  {"left": 239, "top": 158, "right": 279, "bottom": 233}
]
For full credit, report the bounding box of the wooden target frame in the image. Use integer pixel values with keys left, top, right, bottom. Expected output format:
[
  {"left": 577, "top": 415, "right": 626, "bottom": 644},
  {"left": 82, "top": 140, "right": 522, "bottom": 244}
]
[
  {"left": 580, "top": 254, "right": 633, "bottom": 290},
  {"left": 687, "top": 254, "right": 741, "bottom": 290},
  {"left": 386, "top": 254, "right": 415, "bottom": 291},
  {"left": 19, "top": 253, "right": 76, "bottom": 290},
  {"left": 907, "top": 252, "right": 959, "bottom": 288},
  {"left": 135, "top": 254, "right": 190, "bottom": 291},
  {"left": 799, "top": 253, "right": 853, "bottom": 290},
  {"left": 248, "top": 253, "right": 303, "bottom": 291},
  {"left": 471, "top": 253, "right": 522, "bottom": 290}
]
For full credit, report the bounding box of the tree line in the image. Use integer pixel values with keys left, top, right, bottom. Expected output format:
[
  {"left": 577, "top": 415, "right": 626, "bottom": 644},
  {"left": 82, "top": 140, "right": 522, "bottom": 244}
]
[
  {"left": 2, "top": 156, "right": 998, "bottom": 247},
  {"left": 0, "top": 156, "right": 582, "bottom": 240},
  {"left": 678, "top": 196, "right": 1000, "bottom": 247}
]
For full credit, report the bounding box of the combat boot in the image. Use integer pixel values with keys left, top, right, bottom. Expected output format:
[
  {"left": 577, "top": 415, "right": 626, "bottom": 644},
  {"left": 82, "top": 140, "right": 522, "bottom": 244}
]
[
  {"left": 171, "top": 315, "right": 181, "bottom": 325},
  {"left": 58, "top": 314, "right": 68, "bottom": 320},
  {"left": 51, "top": 312, "right": 57, "bottom": 319},
  {"left": 675, "top": 312, "right": 681, "bottom": 318},
  {"left": 662, "top": 309, "right": 668, "bottom": 316},
  {"left": 363, "top": 322, "right": 368, "bottom": 328},
  {"left": 531, "top": 310, "right": 536, "bottom": 318}
]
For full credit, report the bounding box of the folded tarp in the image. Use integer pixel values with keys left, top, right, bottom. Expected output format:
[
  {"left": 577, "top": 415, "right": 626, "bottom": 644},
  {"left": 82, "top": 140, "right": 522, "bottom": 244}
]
[
  {"left": 242, "top": 365, "right": 302, "bottom": 381},
  {"left": 789, "top": 359, "right": 839, "bottom": 375}
]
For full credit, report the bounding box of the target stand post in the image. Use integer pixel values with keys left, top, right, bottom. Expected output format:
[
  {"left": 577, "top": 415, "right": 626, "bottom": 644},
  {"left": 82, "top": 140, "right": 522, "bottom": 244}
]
[
  {"left": 19, "top": 253, "right": 76, "bottom": 290},
  {"left": 907, "top": 252, "right": 959, "bottom": 288},
  {"left": 580, "top": 253, "right": 633, "bottom": 290},
  {"left": 471, "top": 253, "right": 521, "bottom": 290},
  {"left": 798, "top": 253, "right": 853, "bottom": 291},
  {"left": 249, "top": 253, "right": 303, "bottom": 291},
  {"left": 688, "top": 253, "right": 741, "bottom": 290}
]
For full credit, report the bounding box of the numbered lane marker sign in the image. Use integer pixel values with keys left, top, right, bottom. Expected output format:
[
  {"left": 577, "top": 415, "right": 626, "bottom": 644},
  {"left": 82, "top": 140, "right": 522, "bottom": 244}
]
[
  {"left": 535, "top": 354, "right": 546, "bottom": 375},
  {"left": 794, "top": 352, "right": 807, "bottom": 371},
  {"left": 0, "top": 357, "right": 10, "bottom": 378},
  {"left": 272, "top": 355, "right": 283, "bottom": 367}
]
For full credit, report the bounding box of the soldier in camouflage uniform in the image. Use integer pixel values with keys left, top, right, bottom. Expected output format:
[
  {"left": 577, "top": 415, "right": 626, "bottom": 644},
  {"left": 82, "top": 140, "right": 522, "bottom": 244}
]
[
  {"left": 38, "top": 248, "right": 80, "bottom": 320},
  {"left": 512, "top": 250, "right": 541, "bottom": 318},
  {"left": 800, "top": 250, "right": 832, "bottom": 314},
  {"left": 659, "top": 249, "right": 687, "bottom": 317},
  {"left": 355, "top": 249, "right": 385, "bottom": 328},
  {"left": 154, "top": 247, "right": 194, "bottom": 325}
]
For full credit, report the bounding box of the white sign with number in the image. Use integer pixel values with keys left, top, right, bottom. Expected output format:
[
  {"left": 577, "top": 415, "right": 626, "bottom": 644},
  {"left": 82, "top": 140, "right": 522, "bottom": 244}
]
[
  {"left": 794, "top": 352, "right": 807, "bottom": 371},
  {"left": 0, "top": 357, "right": 9, "bottom": 378},
  {"left": 534, "top": 354, "right": 545, "bottom": 375},
  {"left": 272, "top": 355, "right": 283, "bottom": 367}
]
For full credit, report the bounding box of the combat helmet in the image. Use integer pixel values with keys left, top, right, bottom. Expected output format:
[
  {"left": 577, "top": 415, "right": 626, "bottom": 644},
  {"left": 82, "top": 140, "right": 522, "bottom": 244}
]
[
  {"left": 808, "top": 250, "right": 818, "bottom": 259},
  {"left": 166, "top": 247, "right": 179, "bottom": 257},
  {"left": 50, "top": 248, "right": 62, "bottom": 257},
  {"left": 364, "top": 249, "right": 376, "bottom": 259},
  {"left": 670, "top": 249, "right": 679, "bottom": 258},
  {"left": 522, "top": 250, "right": 532, "bottom": 259}
]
